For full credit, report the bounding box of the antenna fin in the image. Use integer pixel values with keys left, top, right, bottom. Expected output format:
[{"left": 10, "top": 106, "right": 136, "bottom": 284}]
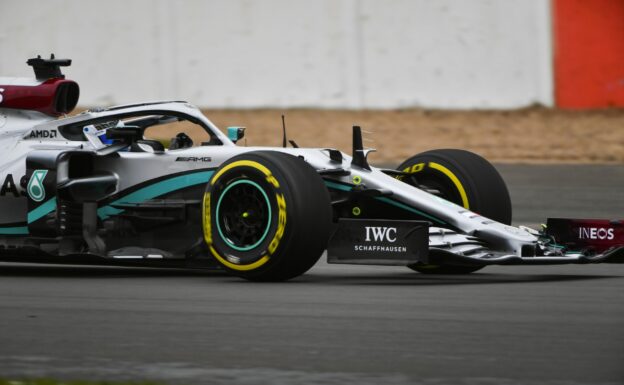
[
  {"left": 351, "top": 125, "right": 372, "bottom": 170},
  {"left": 282, "top": 114, "right": 287, "bottom": 148}
]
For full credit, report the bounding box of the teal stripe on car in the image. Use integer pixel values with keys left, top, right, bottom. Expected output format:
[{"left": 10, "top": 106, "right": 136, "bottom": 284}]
[
  {"left": 98, "top": 170, "right": 214, "bottom": 219},
  {"left": 27, "top": 197, "right": 57, "bottom": 224},
  {"left": 0, "top": 170, "right": 214, "bottom": 236},
  {"left": 0, "top": 197, "right": 57, "bottom": 236},
  {"left": 375, "top": 196, "right": 445, "bottom": 225},
  {"left": 0, "top": 226, "right": 29, "bottom": 235},
  {"left": 323, "top": 180, "right": 352, "bottom": 192},
  {"left": 324, "top": 180, "right": 445, "bottom": 225}
]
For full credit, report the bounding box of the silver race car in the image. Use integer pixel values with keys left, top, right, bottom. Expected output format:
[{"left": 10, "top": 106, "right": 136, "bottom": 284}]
[{"left": 0, "top": 56, "right": 622, "bottom": 281}]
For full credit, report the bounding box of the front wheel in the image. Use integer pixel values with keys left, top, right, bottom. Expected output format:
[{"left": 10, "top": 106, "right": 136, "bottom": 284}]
[
  {"left": 397, "top": 149, "right": 512, "bottom": 274},
  {"left": 203, "top": 151, "right": 332, "bottom": 281}
]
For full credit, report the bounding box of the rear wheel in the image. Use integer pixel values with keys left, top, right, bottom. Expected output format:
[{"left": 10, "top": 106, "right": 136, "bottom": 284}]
[
  {"left": 203, "top": 151, "right": 332, "bottom": 281},
  {"left": 397, "top": 149, "right": 512, "bottom": 274}
]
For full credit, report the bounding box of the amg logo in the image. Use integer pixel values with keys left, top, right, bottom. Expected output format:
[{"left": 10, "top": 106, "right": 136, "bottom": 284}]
[
  {"left": 28, "top": 130, "right": 57, "bottom": 139},
  {"left": 578, "top": 227, "right": 614, "bottom": 240},
  {"left": 176, "top": 157, "right": 212, "bottom": 162},
  {"left": 365, "top": 226, "right": 397, "bottom": 242}
]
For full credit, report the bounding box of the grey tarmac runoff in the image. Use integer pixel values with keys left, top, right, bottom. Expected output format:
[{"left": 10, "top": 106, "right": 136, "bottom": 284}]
[{"left": 0, "top": 164, "right": 623, "bottom": 385}]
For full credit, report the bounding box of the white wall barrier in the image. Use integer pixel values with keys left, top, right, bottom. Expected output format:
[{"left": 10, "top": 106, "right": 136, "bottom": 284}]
[{"left": 0, "top": 0, "right": 553, "bottom": 109}]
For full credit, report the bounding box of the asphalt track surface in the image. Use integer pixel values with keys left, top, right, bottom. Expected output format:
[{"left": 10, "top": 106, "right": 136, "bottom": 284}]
[{"left": 1, "top": 165, "right": 623, "bottom": 385}]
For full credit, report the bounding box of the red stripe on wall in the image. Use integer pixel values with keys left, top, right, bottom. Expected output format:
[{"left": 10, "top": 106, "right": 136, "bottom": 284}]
[{"left": 554, "top": 0, "right": 624, "bottom": 108}]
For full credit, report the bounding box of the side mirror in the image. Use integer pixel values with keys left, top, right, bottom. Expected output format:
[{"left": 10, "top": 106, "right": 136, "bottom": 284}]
[{"left": 227, "top": 126, "right": 246, "bottom": 143}]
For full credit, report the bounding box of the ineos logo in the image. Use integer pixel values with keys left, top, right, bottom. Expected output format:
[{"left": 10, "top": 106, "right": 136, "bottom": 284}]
[
  {"left": 0, "top": 88, "right": 4, "bottom": 104},
  {"left": 365, "top": 226, "right": 397, "bottom": 242},
  {"left": 579, "top": 227, "right": 614, "bottom": 240}
]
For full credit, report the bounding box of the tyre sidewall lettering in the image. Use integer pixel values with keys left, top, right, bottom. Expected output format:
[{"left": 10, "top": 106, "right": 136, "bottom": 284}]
[
  {"left": 402, "top": 162, "right": 425, "bottom": 174},
  {"left": 268, "top": 193, "right": 286, "bottom": 255},
  {"left": 202, "top": 192, "right": 212, "bottom": 245},
  {"left": 402, "top": 160, "right": 470, "bottom": 210}
]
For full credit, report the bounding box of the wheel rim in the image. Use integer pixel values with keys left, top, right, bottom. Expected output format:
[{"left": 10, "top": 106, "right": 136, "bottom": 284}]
[{"left": 215, "top": 179, "right": 272, "bottom": 251}]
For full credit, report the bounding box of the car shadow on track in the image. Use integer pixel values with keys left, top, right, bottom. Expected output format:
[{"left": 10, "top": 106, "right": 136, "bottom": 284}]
[
  {"left": 294, "top": 271, "right": 623, "bottom": 287},
  {"left": 0, "top": 263, "right": 225, "bottom": 278},
  {"left": 0, "top": 263, "right": 621, "bottom": 287}
]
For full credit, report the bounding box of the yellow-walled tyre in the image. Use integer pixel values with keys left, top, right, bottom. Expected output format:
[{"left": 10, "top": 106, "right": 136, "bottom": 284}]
[
  {"left": 203, "top": 151, "right": 332, "bottom": 281},
  {"left": 397, "top": 149, "right": 512, "bottom": 275}
]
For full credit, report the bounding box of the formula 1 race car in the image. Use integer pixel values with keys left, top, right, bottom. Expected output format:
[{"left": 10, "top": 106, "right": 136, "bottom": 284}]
[{"left": 0, "top": 56, "right": 622, "bottom": 281}]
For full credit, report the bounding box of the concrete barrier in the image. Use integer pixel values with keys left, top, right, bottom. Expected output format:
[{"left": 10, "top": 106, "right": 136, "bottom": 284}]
[{"left": 0, "top": 0, "right": 553, "bottom": 108}]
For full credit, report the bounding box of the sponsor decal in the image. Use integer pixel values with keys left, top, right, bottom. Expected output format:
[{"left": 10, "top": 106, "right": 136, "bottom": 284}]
[
  {"left": 0, "top": 174, "right": 27, "bottom": 197},
  {"left": 176, "top": 156, "right": 212, "bottom": 162},
  {"left": 356, "top": 226, "right": 407, "bottom": 253},
  {"left": 355, "top": 245, "right": 407, "bottom": 252},
  {"left": 365, "top": 226, "right": 397, "bottom": 242},
  {"left": 546, "top": 218, "right": 622, "bottom": 253},
  {"left": 327, "top": 219, "right": 429, "bottom": 265},
  {"left": 0, "top": 88, "right": 4, "bottom": 104},
  {"left": 578, "top": 227, "right": 615, "bottom": 240},
  {"left": 27, "top": 170, "right": 48, "bottom": 202},
  {"left": 460, "top": 210, "right": 481, "bottom": 219},
  {"left": 28, "top": 130, "right": 58, "bottom": 139}
]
